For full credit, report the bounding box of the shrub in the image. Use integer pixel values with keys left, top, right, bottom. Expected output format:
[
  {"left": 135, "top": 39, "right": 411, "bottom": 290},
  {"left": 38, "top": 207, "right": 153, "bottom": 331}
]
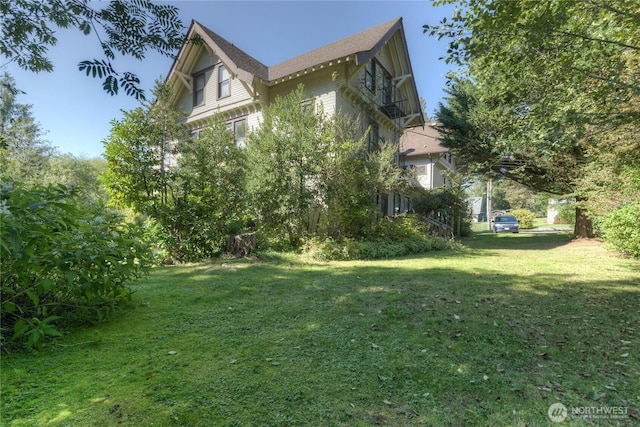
[
  {"left": 510, "top": 209, "right": 535, "bottom": 229},
  {"left": 556, "top": 200, "right": 576, "bottom": 224},
  {"left": 0, "top": 181, "right": 155, "bottom": 350},
  {"left": 600, "top": 202, "right": 640, "bottom": 258},
  {"left": 307, "top": 214, "right": 458, "bottom": 261}
]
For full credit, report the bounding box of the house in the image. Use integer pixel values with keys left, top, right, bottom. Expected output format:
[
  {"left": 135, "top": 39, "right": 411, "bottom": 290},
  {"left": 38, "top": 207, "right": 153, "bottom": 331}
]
[
  {"left": 165, "top": 17, "right": 425, "bottom": 216},
  {"left": 399, "top": 124, "right": 457, "bottom": 190}
]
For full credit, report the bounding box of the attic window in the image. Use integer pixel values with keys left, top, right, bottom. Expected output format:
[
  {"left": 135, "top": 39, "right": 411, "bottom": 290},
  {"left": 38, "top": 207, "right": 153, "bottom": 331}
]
[
  {"left": 193, "top": 71, "right": 206, "bottom": 106},
  {"left": 218, "top": 65, "right": 230, "bottom": 98}
]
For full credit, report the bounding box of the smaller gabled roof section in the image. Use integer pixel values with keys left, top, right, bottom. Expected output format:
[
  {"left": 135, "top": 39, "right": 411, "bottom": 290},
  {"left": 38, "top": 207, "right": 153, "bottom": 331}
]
[
  {"left": 195, "top": 21, "right": 268, "bottom": 81},
  {"left": 269, "top": 17, "right": 402, "bottom": 81},
  {"left": 400, "top": 125, "right": 449, "bottom": 157},
  {"left": 166, "top": 20, "right": 268, "bottom": 87}
]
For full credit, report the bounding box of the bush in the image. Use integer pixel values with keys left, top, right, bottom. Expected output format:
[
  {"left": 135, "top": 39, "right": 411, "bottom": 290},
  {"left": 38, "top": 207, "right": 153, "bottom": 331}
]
[
  {"left": 307, "top": 214, "right": 458, "bottom": 261},
  {"left": 413, "top": 187, "right": 472, "bottom": 237},
  {"left": 600, "top": 202, "right": 640, "bottom": 258},
  {"left": 510, "top": 209, "right": 535, "bottom": 229},
  {"left": 0, "top": 181, "right": 155, "bottom": 350}
]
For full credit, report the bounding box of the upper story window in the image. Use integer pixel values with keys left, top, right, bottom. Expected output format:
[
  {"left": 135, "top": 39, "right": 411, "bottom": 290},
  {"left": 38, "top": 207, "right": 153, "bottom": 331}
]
[
  {"left": 234, "top": 119, "right": 246, "bottom": 148},
  {"left": 226, "top": 117, "right": 247, "bottom": 148},
  {"left": 365, "top": 61, "right": 376, "bottom": 92},
  {"left": 193, "top": 72, "right": 206, "bottom": 106},
  {"left": 367, "top": 121, "right": 379, "bottom": 152},
  {"left": 218, "top": 65, "right": 230, "bottom": 98}
]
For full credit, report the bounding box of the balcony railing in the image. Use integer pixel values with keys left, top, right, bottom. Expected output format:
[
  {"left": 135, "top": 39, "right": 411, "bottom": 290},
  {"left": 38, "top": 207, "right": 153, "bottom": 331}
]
[{"left": 378, "top": 86, "right": 408, "bottom": 119}]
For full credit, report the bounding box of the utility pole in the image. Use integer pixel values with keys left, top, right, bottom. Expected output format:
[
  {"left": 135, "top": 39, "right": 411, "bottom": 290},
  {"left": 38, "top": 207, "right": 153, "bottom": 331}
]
[{"left": 487, "top": 177, "right": 492, "bottom": 230}]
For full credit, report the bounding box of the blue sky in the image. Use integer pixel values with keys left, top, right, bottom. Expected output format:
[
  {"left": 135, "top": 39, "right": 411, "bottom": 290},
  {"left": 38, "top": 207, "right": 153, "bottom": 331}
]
[{"left": 3, "top": 1, "right": 456, "bottom": 158}]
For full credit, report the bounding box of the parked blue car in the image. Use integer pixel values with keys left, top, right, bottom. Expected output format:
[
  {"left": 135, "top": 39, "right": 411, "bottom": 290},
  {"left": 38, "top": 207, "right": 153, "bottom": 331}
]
[{"left": 492, "top": 215, "right": 520, "bottom": 233}]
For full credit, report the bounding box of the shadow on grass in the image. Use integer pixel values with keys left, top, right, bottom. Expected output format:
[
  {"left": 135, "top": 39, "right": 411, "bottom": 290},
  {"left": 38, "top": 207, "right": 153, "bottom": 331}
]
[{"left": 462, "top": 230, "right": 575, "bottom": 251}]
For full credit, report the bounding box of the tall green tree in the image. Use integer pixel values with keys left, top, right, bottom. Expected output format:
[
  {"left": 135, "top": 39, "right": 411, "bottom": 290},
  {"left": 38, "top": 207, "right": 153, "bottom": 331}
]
[
  {"left": 103, "top": 82, "right": 249, "bottom": 260},
  {"left": 45, "top": 154, "right": 107, "bottom": 201},
  {"left": 427, "top": 0, "right": 640, "bottom": 238},
  {"left": 102, "top": 81, "right": 188, "bottom": 256},
  {"left": 0, "top": 72, "right": 56, "bottom": 184},
  {"left": 176, "top": 114, "right": 248, "bottom": 258},
  {"left": 1, "top": 0, "right": 188, "bottom": 99},
  {"left": 245, "top": 85, "right": 329, "bottom": 247}
]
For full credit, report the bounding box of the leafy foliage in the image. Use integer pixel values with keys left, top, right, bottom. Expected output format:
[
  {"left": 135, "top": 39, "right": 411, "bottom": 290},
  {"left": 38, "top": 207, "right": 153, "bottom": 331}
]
[
  {"left": 1, "top": 0, "right": 189, "bottom": 100},
  {"left": 413, "top": 182, "right": 472, "bottom": 237},
  {"left": 307, "top": 215, "right": 456, "bottom": 261},
  {"left": 246, "top": 85, "right": 333, "bottom": 247},
  {"left": 0, "top": 181, "right": 154, "bottom": 350},
  {"left": 599, "top": 202, "right": 640, "bottom": 258},
  {"left": 510, "top": 208, "right": 535, "bottom": 229},
  {"left": 103, "top": 82, "right": 248, "bottom": 261},
  {"left": 0, "top": 72, "right": 57, "bottom": 184},
  {"left": 246, "top": 85, "right": 406, "bottom": 248},
  {"left": 174, "top": 114, "right": 249, "bottom": 259},
  {"left": 427, "top": 0, "right": 640, "bottom": 240}
]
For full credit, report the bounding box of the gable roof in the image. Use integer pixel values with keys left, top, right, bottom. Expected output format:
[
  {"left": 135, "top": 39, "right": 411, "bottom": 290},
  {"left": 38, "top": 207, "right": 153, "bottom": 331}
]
[
  {"left": 195, "top": 21, "right": 268, "bottom": 81},
  {"left": 173, "top": 17, "right": 407, "bottom": 85},
  {"left": 400, "top": 125, "right": 450, "bottom": 157},
  {"left": 268, "top": 18, "right": 402, "bottom": 81}
]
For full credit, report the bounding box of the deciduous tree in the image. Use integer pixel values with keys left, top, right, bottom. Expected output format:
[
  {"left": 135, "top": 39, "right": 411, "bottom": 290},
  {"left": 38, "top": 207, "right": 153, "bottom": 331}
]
[
  {"left": 1, "top": 0, "right": 189, "bottom": 99},
  {"left": 0, "top": 72, "right": 56, "bottom": 184},
  {"left": 427, "top": 0, "right": 640, "bottom": 238}
]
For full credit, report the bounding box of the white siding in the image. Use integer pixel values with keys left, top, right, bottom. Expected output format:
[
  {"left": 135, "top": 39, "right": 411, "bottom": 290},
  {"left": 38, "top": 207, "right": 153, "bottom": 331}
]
[
  {"left": 269, "top": 69, "right": 338, "bottom": 117},
  {"left": 193, "top": 52, "right": 215, "bottom": 72}
]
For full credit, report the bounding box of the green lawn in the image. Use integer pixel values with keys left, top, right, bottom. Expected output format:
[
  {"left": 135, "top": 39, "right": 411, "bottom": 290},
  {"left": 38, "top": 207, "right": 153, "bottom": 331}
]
[{"left": 2, "top": 232, "right": 638, "bottom": 426}]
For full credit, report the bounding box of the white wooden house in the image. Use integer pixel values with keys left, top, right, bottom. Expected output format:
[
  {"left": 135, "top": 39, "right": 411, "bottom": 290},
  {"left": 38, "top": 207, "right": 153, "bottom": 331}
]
[{"left": 165, "top": 18, "right": 425, "bottom": 215}]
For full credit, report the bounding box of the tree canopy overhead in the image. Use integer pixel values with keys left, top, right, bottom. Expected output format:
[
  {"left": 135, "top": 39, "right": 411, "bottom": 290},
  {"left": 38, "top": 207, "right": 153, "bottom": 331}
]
[
  {"left": 426, "top": 0, "right": 640, "bottom": 237},
  {"left": 0, "top": 0, "right": 188, "bottom": 100}
]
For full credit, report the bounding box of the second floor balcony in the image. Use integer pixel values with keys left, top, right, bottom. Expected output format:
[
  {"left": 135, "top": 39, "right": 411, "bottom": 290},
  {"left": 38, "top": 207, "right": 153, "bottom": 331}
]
[{"left": 378, "top": 86, "right": 408, "bottom": 120}]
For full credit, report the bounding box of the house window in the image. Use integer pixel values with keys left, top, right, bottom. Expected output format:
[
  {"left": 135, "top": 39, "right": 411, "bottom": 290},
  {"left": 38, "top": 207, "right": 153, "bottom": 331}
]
[
  {"left": 193, "top": 72, "right": 206, "bottom": 106},
  {"left": 415, "top": 165, "right": 426, "bottom": 175},
  {"left": 218, "top": 65, "right": 230, "bottom": 98},
  {"left": 394, "top": 192, "right": 401, "bottom": 215},
  {"left": 226, "top": 117, "right": 247, "bottom": 147},
  {"left": 365, "top": 61, "right": 375, "bottom": 92},
  {"left": 234, "top": 119, "right": 246, "bottom": 148},
  {"left": 367, "top": 121, "right": 379, "bottom": 152}
]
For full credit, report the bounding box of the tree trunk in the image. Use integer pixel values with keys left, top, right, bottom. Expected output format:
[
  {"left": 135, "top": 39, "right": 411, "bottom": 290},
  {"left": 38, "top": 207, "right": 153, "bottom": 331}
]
[
  {"left": 226, "top": 232, "right": 256, "bottom": 258},
  {"left": 574, "top": 205, "right": 594, "bottom": 238}
]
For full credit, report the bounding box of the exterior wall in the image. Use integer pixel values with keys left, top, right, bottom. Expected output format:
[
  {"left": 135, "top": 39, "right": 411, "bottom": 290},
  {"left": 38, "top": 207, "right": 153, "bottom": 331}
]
[
  {"left": 402, "top": 154, "right": 454, "bottom": 191},
  {"left": 169, "top": 31, "right": 426, "bottom": 218},
  {"left": 176, "top": 51, "right": 257, "bottom": 128},
  {"left": 268, "top": 68, "right": 338, "bottom": 117}
]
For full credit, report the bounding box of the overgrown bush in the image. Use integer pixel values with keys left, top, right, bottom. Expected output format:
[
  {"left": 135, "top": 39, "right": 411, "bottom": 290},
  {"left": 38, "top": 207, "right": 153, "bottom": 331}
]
[
  {"left": 0, "top": 181, "right": 155, "bottom": 350},
  {"left": 600, "top": 202, "right": 640, "bottom": 258},
  {"left": 413, "top": 187, "right": 472, "bottom": 237},
  {"left": 510, "top": 208, "right": 535, "bottom": 229},
  {"left": 307, "top": 214, "right": 458, "bottom": 261}
]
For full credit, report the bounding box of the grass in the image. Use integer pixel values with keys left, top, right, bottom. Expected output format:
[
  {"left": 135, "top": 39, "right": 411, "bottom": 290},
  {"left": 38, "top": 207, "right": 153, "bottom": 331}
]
[{"left": 2, "top": 232, "right": 639, "bottom": 426}]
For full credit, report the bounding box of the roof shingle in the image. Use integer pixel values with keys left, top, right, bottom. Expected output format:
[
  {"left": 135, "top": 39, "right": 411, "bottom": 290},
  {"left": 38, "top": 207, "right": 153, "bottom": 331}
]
[
  {"left": 400, "top": 125, "right": 449, "bottom": 157},
  {"left": 192, "top": 17, "right": 402, "bottom": 83}
]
